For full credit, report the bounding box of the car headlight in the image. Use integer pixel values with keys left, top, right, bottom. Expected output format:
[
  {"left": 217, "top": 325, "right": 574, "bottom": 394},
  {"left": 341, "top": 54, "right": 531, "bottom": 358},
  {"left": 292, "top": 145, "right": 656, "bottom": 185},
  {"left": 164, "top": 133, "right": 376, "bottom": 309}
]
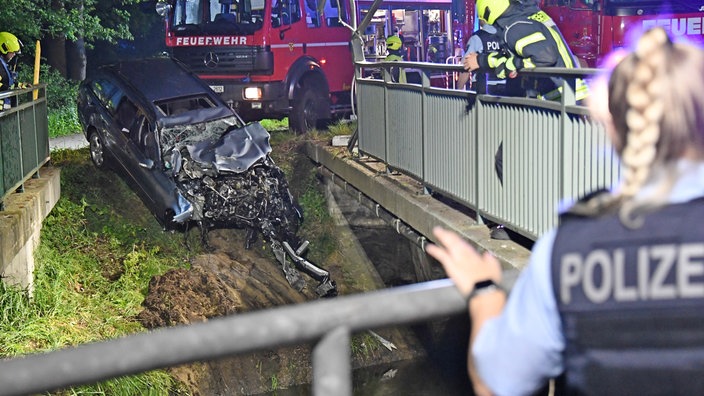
[{"left": 244, "top": 87, "right": 262, "bottom": 100}]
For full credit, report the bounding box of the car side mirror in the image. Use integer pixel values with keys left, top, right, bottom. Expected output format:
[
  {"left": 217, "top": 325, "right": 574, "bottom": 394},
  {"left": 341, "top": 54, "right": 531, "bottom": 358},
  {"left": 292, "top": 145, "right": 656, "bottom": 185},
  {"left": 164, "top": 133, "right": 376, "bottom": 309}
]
[{"left": 139, "top": 159, "right": 155, "bottom": 170}]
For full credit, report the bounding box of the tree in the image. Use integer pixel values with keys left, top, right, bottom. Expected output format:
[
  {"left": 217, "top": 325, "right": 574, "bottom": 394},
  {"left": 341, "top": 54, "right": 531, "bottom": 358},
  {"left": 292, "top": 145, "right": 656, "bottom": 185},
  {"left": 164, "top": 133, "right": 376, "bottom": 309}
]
[{"left": 0, "top": 0, "right": 153, "bottom": 81}]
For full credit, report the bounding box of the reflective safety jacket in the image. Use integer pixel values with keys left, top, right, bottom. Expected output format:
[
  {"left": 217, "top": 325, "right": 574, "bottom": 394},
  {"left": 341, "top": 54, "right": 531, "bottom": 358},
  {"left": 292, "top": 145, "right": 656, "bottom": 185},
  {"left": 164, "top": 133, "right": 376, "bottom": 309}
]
[
  {"left": 478, "top": 8, "right": 589, "bottom": 101},
  {"left": 385, "top": 51, "right": 407, "bottom": 83},
  {"left": 551, "top": 197, "right": 704, "bottom": 395}
]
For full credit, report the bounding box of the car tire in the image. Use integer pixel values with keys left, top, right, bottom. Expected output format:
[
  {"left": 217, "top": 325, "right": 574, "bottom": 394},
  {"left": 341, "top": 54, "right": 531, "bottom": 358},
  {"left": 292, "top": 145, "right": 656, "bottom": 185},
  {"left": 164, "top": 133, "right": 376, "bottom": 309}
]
[
  {"left": 290, "top": 86, "right": 324, "bottom": 134},
  {"left": 88, "top": 131, "right": 107, "bottom": 169}
]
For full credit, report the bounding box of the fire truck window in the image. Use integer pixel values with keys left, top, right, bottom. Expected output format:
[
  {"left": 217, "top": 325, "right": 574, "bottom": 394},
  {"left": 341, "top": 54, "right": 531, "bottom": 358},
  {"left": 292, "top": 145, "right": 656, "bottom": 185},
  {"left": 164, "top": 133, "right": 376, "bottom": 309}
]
[
  {"left": 305, "top": 0, "right": 320, "bottom": 27},
  {"left": 272, "top": 0, "right": 300, "bottom": 27},
  {"left": 324, "top": 0, "right": 347, "bottom": 27},
  {"left": 173, "top": 0, "right": 201, "bottom": 25}
]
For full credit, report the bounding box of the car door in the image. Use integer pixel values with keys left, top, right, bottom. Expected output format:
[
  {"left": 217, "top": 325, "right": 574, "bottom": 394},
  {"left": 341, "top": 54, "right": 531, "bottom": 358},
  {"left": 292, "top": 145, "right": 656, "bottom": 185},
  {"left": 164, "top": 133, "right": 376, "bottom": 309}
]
[{"left": 124, "top": 113, "right": 188, "bottom": 225}]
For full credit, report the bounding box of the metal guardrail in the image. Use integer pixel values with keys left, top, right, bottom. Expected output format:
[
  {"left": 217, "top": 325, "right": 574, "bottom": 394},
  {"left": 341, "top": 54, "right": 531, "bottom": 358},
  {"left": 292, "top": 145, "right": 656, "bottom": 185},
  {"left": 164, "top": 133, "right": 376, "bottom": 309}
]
[
  {"left": 354, "top": 61, "right": 621, "bottom": 240},
  {"left": 0, "top": 85, "right": 50, "bottom": 209},
  {"left": 0, "top": 279, "right": 468, "bottom": 396}
]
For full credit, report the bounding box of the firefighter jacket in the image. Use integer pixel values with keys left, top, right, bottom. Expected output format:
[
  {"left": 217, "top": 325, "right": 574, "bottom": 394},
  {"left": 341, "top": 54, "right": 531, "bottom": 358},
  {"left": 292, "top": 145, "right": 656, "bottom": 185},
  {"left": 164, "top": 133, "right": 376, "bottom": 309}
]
[
  {"left": 385, "top": 50, "right": 406, "bottom": 83},
  {"left": 477, "top": 6, "right": 588, "bottom": 101},
  {"left": 0, "top": 57, "right": 14, "bottom": 91},
  {"left": 551, "top": 195, "right": 704, "bottom": 395}
]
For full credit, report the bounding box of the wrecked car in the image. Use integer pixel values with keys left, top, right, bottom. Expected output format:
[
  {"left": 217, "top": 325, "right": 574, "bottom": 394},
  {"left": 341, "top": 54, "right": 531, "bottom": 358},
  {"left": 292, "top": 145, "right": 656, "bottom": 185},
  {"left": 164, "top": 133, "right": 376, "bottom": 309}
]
[{"left": 76, "top": 57, "right": 336, "bottom": 297}]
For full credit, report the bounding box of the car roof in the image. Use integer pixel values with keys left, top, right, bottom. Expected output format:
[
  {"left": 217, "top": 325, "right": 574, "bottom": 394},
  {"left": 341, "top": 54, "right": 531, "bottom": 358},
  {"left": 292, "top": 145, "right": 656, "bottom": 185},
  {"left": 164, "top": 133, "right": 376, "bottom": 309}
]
[
  {"left": 105, "top": 57, "right": 218, "bottom": 103},
  {"left": 96, "top": 57, "right": 237, "bottom": 127}
]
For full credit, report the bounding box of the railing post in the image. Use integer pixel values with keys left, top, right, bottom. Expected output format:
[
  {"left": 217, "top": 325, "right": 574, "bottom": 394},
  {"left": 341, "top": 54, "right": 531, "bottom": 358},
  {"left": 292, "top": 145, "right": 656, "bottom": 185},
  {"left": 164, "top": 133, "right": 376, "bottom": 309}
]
[
  {"left": 559, "top": 77, "right": 577, "bottom": 218},
  {"left": 313, "top": 326, "right": 352, "bottom": 396}
]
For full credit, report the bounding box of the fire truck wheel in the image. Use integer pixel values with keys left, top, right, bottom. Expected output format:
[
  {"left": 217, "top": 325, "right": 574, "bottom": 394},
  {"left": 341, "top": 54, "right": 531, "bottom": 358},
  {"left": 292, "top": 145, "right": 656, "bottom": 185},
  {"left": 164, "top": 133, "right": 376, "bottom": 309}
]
[{"left": 290, "top": 87, "right": 321, "bottom": 134}]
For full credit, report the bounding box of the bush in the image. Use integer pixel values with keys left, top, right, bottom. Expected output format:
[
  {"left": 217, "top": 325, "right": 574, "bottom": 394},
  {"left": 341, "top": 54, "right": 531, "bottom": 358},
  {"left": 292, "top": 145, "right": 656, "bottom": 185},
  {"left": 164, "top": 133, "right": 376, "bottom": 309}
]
[{"left": 16, "top": 63, "right": 82, "bottom": 138}]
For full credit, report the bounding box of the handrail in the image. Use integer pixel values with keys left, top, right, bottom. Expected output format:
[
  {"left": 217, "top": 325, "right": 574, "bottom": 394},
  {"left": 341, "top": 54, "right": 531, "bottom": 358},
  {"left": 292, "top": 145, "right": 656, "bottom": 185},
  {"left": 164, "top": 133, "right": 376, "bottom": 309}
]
[
  {"left": 0, "top": 84, "right": 50, "bottom": 209},
  {"left": 0, "top": 279, "right": 469, "bottom": 396},
  {"left": 353, "top": 60, "right": 619, "bottom": 240}
]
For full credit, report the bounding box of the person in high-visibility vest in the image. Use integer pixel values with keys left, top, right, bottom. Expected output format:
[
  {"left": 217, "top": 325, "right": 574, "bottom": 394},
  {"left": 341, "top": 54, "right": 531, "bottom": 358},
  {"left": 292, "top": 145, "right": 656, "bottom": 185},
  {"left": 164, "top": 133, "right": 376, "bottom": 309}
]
[
  {"left": 384, "top": 35, "right": 406, "bottom": 83},
  {"left": 0, "top": 31, "right": 22, "bottom": 109},
  {"left": 462, "top": 0, "right": 588, "bottom": 101},
  {"left": 428, "top": 27, "right": 704, "bottom": 396}
]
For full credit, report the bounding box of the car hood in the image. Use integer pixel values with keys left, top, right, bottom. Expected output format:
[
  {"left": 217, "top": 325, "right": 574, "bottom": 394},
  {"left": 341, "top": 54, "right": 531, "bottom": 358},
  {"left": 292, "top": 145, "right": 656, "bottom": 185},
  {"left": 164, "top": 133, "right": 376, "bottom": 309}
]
[
  {"left": 161, "top": 116, "right": 272, "bottom": 174},
  {"left": 186, "top": 122, "right": 272, "bottom": 173}
]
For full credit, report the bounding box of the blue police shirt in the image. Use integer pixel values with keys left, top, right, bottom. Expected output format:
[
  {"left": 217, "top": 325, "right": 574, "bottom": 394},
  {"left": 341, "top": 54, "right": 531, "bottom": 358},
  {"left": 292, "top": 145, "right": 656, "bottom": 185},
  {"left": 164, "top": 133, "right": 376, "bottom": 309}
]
[{"left": 473, "top": 159, "right": 704, "bottom": 396}]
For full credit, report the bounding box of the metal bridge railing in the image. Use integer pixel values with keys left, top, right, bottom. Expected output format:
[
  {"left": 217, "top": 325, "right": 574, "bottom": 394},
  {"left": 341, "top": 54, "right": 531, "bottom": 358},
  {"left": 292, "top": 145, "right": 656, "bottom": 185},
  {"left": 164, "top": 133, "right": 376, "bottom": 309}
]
[
  {"left": 0, "top": 279, "right": 469, "bottom": 396},
  {"left": 354, "top": 62, "right": 620, "bottom": 241},
  {"left": 0, "top": 85, "right": 50, "bottom": 209}
]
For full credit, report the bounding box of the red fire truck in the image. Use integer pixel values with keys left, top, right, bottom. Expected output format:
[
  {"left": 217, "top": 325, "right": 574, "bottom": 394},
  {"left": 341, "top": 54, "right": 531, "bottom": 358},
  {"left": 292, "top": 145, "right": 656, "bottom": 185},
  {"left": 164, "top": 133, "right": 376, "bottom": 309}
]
[
  {"left": 541, "top": 0, "right": 703, "bottom": 67},
  {"left": 155, "top": 0, "right": 355, "bottom": 133}
]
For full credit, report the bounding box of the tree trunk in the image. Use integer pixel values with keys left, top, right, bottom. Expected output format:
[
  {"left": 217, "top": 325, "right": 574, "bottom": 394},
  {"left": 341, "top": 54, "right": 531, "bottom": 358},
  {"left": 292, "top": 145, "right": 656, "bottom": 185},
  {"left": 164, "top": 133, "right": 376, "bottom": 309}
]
[
  {"left": 42, "top": 36, "right": 67, "bottom": 77},
  {"left": 66, "top": 38, "right": 87, "bottom": 81}
]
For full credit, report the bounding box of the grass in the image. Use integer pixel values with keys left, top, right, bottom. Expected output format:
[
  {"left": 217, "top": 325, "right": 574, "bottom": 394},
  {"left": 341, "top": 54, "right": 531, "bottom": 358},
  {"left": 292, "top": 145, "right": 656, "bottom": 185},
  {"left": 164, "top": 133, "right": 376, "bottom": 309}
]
[
  {"left": 0, "top": 149, "right": 198, "bottom": 394},
  {"left": 2, "top": 119, "right": 356, "bottom": 394}
]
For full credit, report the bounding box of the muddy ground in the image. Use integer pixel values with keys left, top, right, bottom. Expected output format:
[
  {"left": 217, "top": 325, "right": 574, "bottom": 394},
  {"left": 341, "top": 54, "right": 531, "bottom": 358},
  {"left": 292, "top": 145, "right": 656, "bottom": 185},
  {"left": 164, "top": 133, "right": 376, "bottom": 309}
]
[{"left": 132, "top": 142, "right": 444, "bottom": 395}]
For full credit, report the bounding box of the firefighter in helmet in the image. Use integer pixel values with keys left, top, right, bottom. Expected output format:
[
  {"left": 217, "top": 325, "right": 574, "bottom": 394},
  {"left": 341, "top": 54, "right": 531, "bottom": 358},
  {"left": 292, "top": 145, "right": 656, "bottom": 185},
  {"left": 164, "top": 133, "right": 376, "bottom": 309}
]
[
  {"left": 0, "top": 32, "right": 22, "bottom": 91},
  {"left": 385, "top": 35, "right": 406, "bottom": 83},
  {"left": 462, "top": 0, "right": 588, "bottom": 101},
  {"left": 0, "top": 32, "right": 24, "bottom": 110}
]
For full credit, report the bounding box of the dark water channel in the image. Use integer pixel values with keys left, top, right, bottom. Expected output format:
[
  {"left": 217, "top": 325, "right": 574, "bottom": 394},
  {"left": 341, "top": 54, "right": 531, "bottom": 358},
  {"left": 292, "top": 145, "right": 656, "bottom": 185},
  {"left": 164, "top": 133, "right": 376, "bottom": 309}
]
[{"left": 262, "top": 183, "right": 475, "bottom": 395}]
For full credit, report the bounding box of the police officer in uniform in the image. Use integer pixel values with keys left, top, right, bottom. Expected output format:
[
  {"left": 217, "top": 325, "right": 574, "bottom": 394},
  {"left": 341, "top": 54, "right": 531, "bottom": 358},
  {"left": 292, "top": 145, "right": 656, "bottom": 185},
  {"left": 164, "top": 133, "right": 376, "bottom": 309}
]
[
  {"left": 462, "top": 0, "right": 588, "bottom": 101},
  {"left": 427, "top": 27, "right": 704, "bottom": 396},
  {"left": 458, "top": 19, "right": 503, "bottom": 94}
]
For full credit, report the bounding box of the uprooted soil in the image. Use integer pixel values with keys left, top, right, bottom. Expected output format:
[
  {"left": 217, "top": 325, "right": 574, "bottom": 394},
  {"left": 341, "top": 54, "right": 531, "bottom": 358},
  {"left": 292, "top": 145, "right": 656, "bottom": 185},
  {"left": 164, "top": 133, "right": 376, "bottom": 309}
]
[{"left": 133, "top": 140, "right": 428, "bottom": 395}]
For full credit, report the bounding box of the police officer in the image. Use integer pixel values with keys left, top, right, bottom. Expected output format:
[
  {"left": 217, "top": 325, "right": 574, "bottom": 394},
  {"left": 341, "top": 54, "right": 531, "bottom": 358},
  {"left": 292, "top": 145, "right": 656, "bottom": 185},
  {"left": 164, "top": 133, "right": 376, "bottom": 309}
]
[
  {"left": 457, "top": 19, "right": 503, "bottom": 94},
  {"left": 427, "top": 27, "right": 704, "bottom": 395},
  {"left": 462, "top": 0, "right": 588, "bottom": 101}
]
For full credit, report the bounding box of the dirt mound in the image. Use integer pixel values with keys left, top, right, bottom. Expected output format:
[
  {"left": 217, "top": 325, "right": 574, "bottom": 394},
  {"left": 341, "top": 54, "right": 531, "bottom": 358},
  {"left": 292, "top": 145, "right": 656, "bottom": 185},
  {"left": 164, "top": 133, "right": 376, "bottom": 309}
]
[{"left": 137, "top": 229, "right": 329, "bottom": 394}]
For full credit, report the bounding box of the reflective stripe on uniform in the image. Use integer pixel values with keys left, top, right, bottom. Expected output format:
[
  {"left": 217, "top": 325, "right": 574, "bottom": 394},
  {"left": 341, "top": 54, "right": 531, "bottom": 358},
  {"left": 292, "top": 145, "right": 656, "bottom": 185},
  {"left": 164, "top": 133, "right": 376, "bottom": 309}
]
[
  {"left": 540, "top": 78, "right": 590, "bottom": 101},
  {"left": 515, "top": 32, "right": 546, "bottom": 57},
  {"left": 487, "top": 52, "right": 507, "bottom": 69}
]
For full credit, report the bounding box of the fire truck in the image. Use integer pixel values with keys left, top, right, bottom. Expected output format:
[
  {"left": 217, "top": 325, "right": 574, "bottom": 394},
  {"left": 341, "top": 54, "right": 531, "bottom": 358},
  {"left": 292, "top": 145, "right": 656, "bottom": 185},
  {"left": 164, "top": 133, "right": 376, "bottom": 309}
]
[
  {"left": 541, "top": 0, "right": 703, "bottom": 67},
  {"left": 155, "top": 0, "right": 355, "bottom": 133},
  {"left": 459, "top": 0, "right": 703, "bottom": 69}
]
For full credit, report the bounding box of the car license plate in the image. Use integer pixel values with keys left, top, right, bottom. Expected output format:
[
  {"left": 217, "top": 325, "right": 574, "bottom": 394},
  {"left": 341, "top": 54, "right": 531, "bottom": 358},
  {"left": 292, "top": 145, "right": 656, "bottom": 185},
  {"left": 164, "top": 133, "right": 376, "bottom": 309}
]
[{"left": 210, "top": 85, "right": 224, "bottom": 93}]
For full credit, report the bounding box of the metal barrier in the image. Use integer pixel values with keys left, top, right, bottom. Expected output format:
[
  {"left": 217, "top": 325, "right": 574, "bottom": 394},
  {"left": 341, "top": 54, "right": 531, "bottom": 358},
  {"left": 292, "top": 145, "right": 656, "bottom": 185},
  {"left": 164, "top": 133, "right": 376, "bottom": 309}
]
[
  {"left": 0, "top": 85, "right": 50, "bottom": 209},
  {"left": 0, "top": 279, "right": 468, "bottom": 396},
  {"left": 355, "top": 61, "right": 620, "bottom": 240}
]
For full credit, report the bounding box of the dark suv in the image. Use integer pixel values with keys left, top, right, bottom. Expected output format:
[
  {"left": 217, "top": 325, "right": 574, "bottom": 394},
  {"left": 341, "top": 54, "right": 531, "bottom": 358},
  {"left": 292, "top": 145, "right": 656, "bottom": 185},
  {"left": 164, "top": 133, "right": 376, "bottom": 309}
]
[{"left": 77, "top": 57, "right": 335, "bottom": 296}]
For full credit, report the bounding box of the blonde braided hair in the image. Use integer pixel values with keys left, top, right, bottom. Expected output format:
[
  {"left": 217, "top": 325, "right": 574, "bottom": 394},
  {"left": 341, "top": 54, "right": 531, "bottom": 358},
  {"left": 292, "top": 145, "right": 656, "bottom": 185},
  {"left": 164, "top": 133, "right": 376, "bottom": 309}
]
[
  {"left": 578, "top": 27, "right": 704, "bottom": 225},
  {"left": 613, "top": 27, "right": 670, "bottom": 226}
]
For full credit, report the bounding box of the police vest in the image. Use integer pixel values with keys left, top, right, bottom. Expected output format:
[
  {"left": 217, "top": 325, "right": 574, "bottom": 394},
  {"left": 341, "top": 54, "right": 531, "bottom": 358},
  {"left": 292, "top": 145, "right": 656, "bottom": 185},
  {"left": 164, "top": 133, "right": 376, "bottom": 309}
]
[{"left": 551, "top": 198, "right": 704, "bottom": 395}]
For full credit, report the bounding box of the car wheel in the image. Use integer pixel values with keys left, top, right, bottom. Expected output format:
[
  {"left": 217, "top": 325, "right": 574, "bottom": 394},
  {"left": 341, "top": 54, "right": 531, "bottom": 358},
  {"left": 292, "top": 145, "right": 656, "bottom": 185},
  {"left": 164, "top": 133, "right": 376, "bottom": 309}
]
[
  {"left": 88, "top": 131, "right": 107, "bottom": 169},
  {"left": 290, "top": 86, "right": 322, "bottom": 134}
]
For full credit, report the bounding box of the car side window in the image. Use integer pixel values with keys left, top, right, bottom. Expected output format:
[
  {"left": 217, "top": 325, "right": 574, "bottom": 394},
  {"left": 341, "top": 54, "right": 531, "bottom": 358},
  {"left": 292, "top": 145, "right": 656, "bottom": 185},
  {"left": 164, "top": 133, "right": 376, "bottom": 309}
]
[
  {"left": 115, "top": 98, "right": 138, "bottom": 130},
  {"left": 91, "top": 79, "right": 119, "bottom": 112},
  {"left": 136, "top": 115, "right": 160, "bottom": 162}
]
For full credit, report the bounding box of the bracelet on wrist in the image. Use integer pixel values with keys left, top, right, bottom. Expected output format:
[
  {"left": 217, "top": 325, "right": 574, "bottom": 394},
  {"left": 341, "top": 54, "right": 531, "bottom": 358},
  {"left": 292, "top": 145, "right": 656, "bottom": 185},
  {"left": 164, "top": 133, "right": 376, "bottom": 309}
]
[{"left": 467, "top": 279, "right": 505, "bottom": 302}]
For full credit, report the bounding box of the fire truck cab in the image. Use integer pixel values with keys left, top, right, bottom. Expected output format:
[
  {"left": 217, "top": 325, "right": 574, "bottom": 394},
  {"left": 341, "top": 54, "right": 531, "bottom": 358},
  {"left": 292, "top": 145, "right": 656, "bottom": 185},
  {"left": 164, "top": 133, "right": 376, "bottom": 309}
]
[
  {"left": 156, "top": 0, "right": 354, "bottom": 133},
  {"left": 541, "top": 0, "right": 703, "bottom": 67}
]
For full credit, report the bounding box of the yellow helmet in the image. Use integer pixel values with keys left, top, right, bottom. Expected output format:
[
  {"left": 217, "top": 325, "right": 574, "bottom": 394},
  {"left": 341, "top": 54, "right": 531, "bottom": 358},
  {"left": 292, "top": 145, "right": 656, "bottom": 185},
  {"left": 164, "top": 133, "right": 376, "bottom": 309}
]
[
  {"left": 0, "top": 32, "right": 21, "bottom": 55},
  {"left": 476, "top": 0, "right": 511, "bottom": 25},
  {"left": 386, "top": 35, "right": 402, "bottom": 51}
]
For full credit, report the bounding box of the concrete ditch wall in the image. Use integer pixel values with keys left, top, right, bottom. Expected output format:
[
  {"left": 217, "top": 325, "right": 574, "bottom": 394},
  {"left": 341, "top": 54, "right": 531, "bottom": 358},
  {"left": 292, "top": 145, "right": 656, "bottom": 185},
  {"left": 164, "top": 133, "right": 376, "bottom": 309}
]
[{"left": 0, "top": 166, "right": 60, "bottom": 294}]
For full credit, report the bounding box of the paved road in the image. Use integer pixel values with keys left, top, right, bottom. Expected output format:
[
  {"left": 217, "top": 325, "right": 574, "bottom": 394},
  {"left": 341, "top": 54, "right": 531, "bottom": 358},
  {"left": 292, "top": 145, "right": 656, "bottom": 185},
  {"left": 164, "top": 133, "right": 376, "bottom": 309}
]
[{"left": 49, "top": 133, "right": 87, "bottom": 151}]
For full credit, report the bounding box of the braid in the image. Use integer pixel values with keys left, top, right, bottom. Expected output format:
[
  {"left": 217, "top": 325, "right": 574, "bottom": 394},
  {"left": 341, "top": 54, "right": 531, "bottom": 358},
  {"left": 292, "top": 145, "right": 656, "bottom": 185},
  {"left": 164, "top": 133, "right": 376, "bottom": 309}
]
[{"left": 613, "top": 28, "right": 671, "bottom": 226}]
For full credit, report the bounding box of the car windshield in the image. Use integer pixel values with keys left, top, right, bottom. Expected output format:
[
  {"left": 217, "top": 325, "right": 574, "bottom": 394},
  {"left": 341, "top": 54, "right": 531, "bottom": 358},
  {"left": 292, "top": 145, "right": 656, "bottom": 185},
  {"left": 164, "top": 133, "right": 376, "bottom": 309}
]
[
  {"left": 160, "top": 115, "right": 241, "bottom": 154},
  {"left": 172, "top": 0, "right": 265, "bottom": 35}
]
